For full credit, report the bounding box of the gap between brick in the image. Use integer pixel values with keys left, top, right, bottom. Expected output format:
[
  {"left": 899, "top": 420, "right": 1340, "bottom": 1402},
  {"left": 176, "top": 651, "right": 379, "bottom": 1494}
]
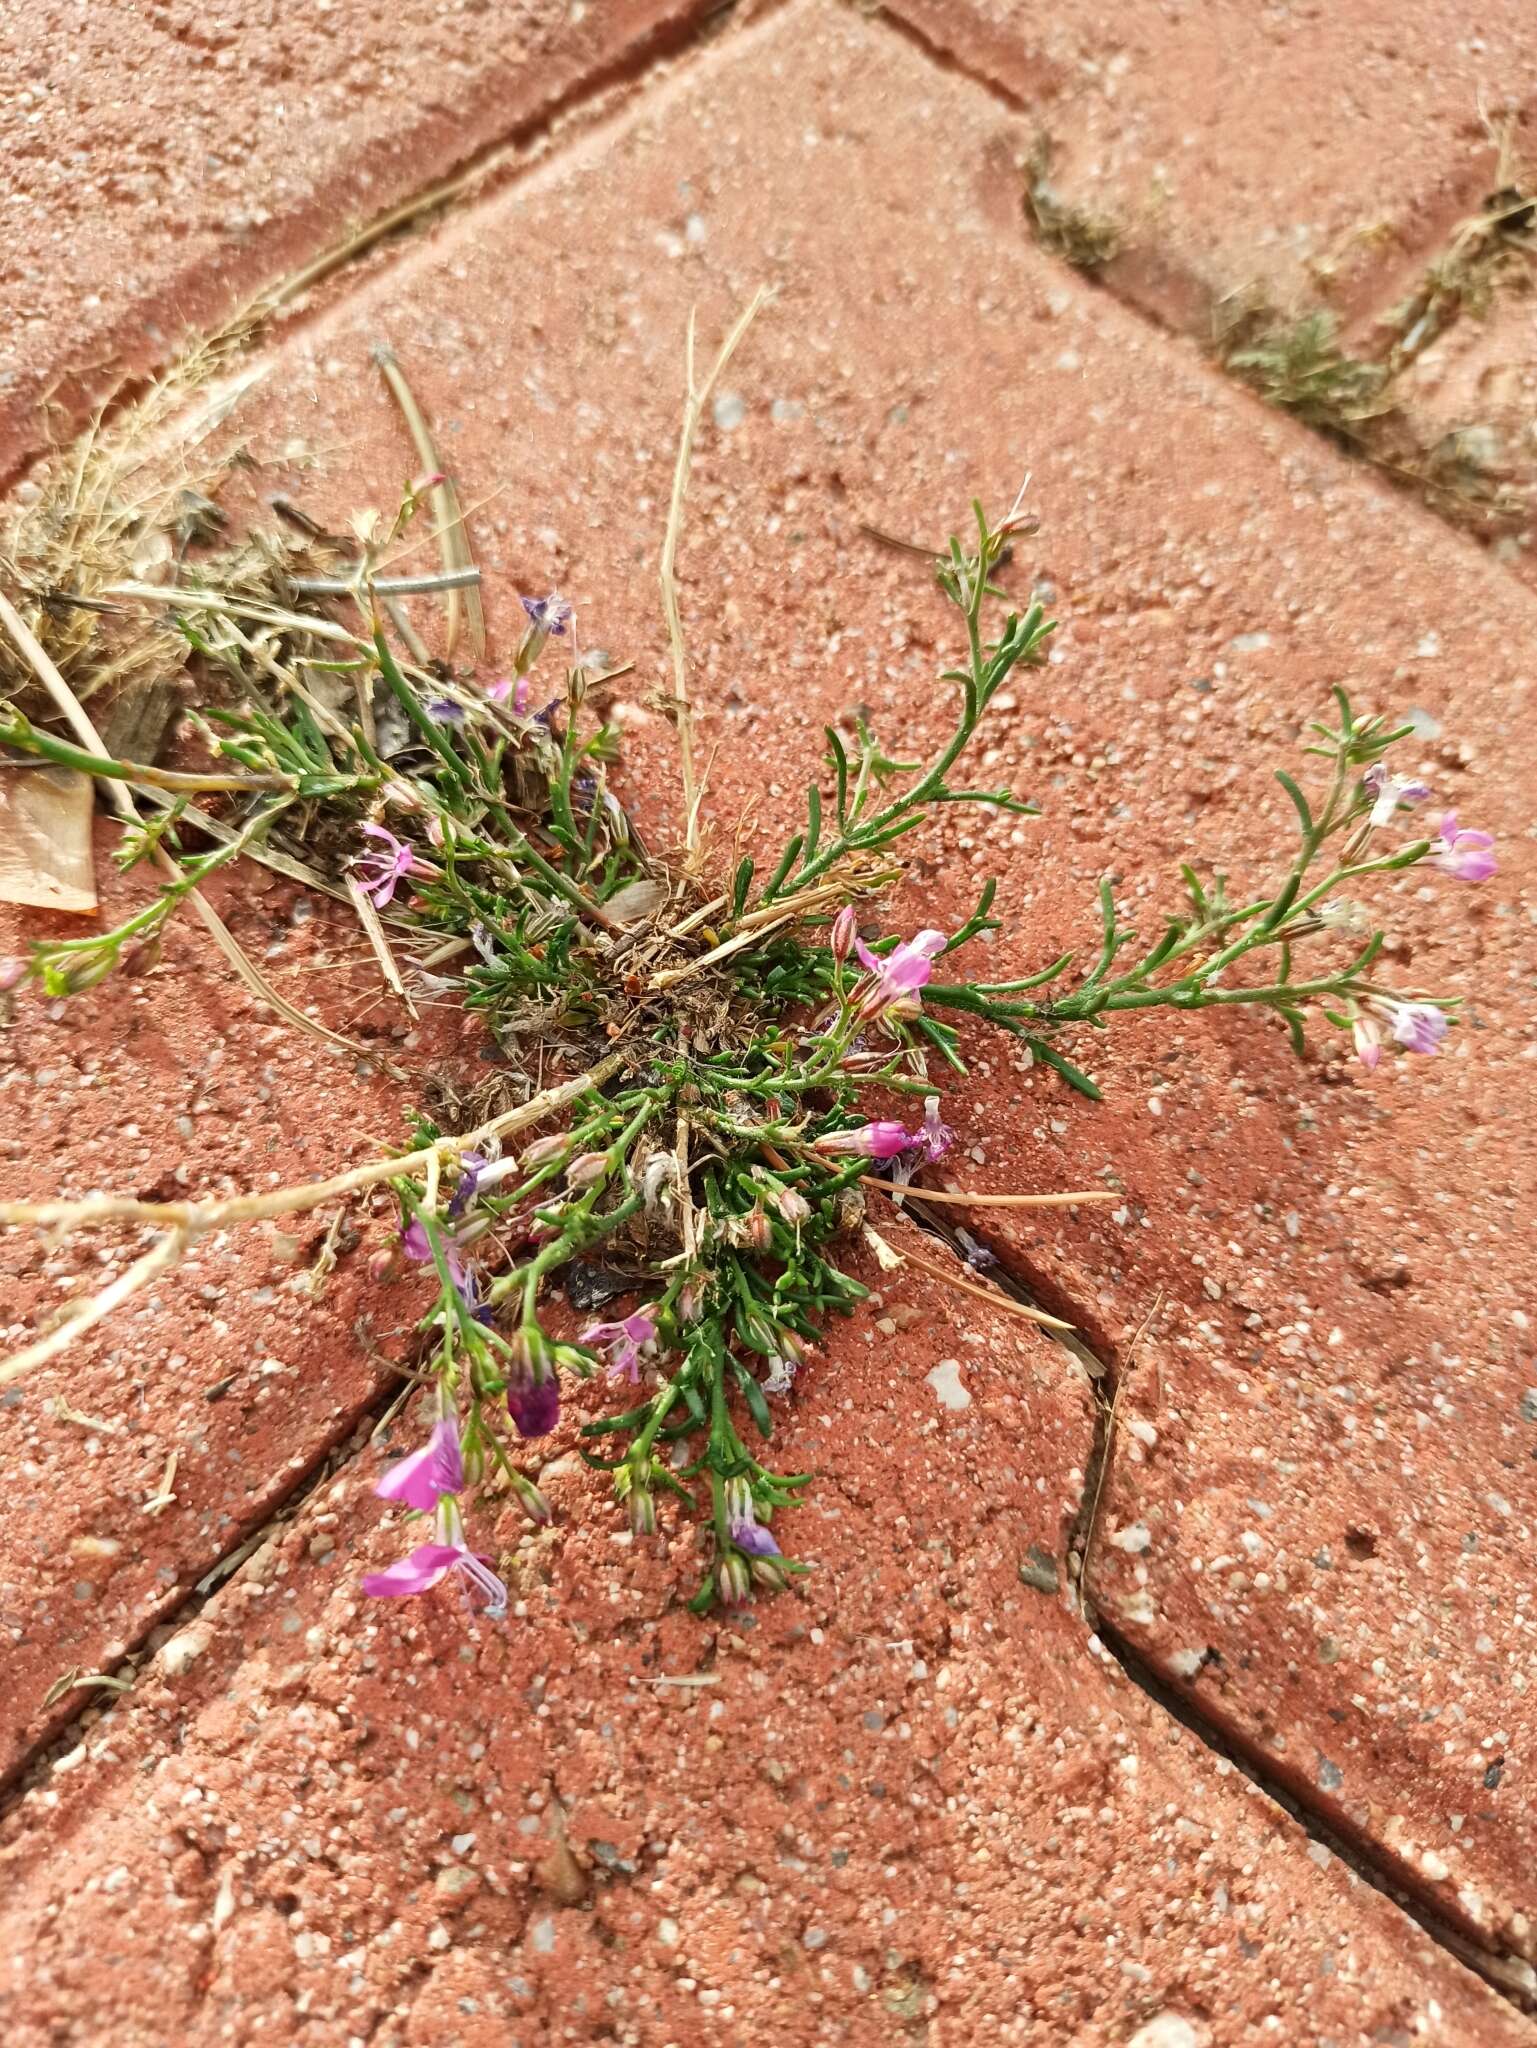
[
  {"left": 901, "top": 1191, "right": 1537, "bottom": 2019},
  {"left": 0, "top": 0, "right": 769, "bottom": 498}
]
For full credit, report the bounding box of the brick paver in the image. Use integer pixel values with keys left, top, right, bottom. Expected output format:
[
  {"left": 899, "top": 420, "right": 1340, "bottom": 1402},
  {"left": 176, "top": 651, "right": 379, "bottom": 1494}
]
[
  {"left": 1, "top": 1233, "right": 1522, "bottom": 2045},
  {"left": 0, "top": 0, "right": 710, "bottom": 476},
  {"left": 881, "top": 0, "right": 1537, "bottom": 331},
  {"left": 3, "top": 0, "right": 1537, "bottom": 2035},
  {"left": 0, "top": 830, "right": 418, "bottom": 1780}
]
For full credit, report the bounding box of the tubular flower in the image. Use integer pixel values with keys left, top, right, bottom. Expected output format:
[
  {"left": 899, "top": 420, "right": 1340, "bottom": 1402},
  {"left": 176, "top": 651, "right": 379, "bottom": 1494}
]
[
  {"left": 812, "top": 1120, "right": 913, "bottom": 1160},
  {"left": 1362, "top": 763, "right": 1431, "bottom": 828},
  {"left": 1429, "top": 812, "right": 1496, "bottom": 883},
  {"left": 581, "top": 1309, "right": 658, "bottom": 1382},
  {"left": 1352, "top": 1014, "right": 1383, "bottom": 1071},
  {"left": 354, "top": 824, "right": 419, "bottom": 907},
  {"left": 913, "top": 1094, "right": 954, "bottom": 1163},
  {"left": 514, "top": 591, "right": 573, "bottom": 674},
  {"left": 375, "top": 1415, "right": 464, "bottom": 1513}
]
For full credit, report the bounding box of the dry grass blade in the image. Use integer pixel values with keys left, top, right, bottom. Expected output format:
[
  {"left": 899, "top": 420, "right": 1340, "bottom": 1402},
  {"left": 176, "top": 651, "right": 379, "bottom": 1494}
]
[
  {"left": 346, "top": 873, "right": 417, "bottom": 1018},
  {"left": 0, "top": 591, "right": 386, "bottom": 1069},
  {"left": 0, "top": 1227, "right": 190, "bottom": 1386},
  {"left": 373, "top": 346, "right": 485, "bottom": 660},
  {"left": 660, "top": 288, "right": 770, "bottom": 866},
  {"left": 865, "top": 1178, "right": 1120, "bottom": 1208}
]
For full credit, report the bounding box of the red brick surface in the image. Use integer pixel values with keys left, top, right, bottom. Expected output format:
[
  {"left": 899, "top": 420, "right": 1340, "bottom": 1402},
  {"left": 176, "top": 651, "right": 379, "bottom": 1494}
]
[
  {"left": 3, "top": 0, "right": 1537, "bottom": 2035},
  {"left": 0, "top": 0, "right": 709, "bottom": 474},
  {"left": 883, "top": 0, "right": 1537, "bottom": 329},
  {"left": 1, "top": 1242, "right": 1522, "bottom": 2046},
  {"left": 0, "top": 830, "right": 421, "bottom": 1780}
]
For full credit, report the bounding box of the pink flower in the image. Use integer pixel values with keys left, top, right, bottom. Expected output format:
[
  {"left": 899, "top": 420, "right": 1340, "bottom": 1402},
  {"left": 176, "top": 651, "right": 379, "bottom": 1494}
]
[
  {"left": 853, "top": 927, "right": 947, "bottom": 1016},
  {"left": 354, "top": 823, "right": 418, "bottom": 907},
  {"left": 1352, "top": 1015, "right": 1382, "bottom": 1071},
  {"left": 485, "top": 676, "right": 534, "bottom": 714},
  {"left": 581, "top": 1308, "right": 658, "bottom": 1381},
  {"left": 1363, "top": 763, "right": 1431, "bottom": 828},
  {"left": 1429, "top": 812, "right": 1496, "bottom": 882},
  {"left": 1389, "top": 1001, "right": 1449, "bottom": 1055},
  {"left": 813, "top": 1119, "right": 913, "bottom": 1159},
  {"left": 914, "top": 1094, "right": 954, "bottom": 1163},
  {"left": 364, "top": 1491, "right": 506, "bottom": 1617},
  {"left": 375, "top": 1416, "right": 464, "bottom": 1513},
  {"left": 362, "top": 1537, "right": 507, "bottom": 1618}
]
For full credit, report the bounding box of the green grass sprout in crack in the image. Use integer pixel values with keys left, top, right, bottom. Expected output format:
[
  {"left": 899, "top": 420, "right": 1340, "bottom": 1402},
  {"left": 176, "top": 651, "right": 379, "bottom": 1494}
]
[{"left": 0, "top": 305, "right": 1499, "bottom": 1623}]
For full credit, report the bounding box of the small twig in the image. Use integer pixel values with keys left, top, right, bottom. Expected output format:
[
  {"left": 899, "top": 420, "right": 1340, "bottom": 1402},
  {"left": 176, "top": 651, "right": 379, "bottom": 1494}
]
[
  {"left": 866, "top": 1179, "right": 1120, "bottom": 1208},
  {"left": 871, "top": 1232, "right": 1074, "bottom": 1332},
  {"left": 346, "top": 874, "right": 417, "bottom": 1019},
  {"left": 374, "top": 346, "right": 485, "bottom": 659},
  {"left": 1074, "top": 1290, "right": 1164, "bottom": 1621},
  {"left": 105, "top": 582, "right": 360, "bottom": 645},
  {"left": 48, "top": 1395, "right": 120, "bottom": 1435},
  {"left": 676, "top": 1112, "right": 698, "bottom": 1264},
  {"left": 647, "top": 915, "right": 795, "bottom": 990},
  {"left": 659, "top": 289, "right": 770, "bottom": 866},
  {"left": 290, "top": 568, "right": 482, "bottom": 598},
  {"left": 143, "top": 1448, "right": 180, "bottom": 1517},
  {"left": 0, "top": 1227, "right": 190, "bottom": 1385}
]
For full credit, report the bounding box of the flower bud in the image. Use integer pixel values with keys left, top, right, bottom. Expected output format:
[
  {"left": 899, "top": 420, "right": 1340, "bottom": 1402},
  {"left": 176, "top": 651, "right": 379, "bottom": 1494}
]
[
  {"left": 716, "top": 1554, "right": 752, "bottom": 1606},
  {"left": 774, "top": 1186, "right": 811, "bottom": 1227},
  {"left": 366, "top": 1244, "right": 399, "bottom": 1284},
  {"left": 830, "top": 905, "right": 857, "bottom": 963},
  {"left": 744, "top": 1205, "right": 773, "bottom": 1253},
  {"left": 628, "top": 1487, "right": 657, "bottom": 1537},
  {"left": 520, "top": 1133, "right": 570, "bottom": 1169},
  {"left": 750, "top": 1556, "right": 791, "bottom": 1592},
  {"left": 0, "top": 956, "right": 27, "bottom": 993},
  {"left": 511, "top": 1470, "right": 553, "bottom": 1524},
  {"left": 565, "top": 1151, "right": 608, "bottom": 1187}
]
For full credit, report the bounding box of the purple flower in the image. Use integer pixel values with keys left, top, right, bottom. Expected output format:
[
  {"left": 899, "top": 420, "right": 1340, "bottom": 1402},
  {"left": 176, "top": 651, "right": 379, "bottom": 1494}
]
[
  {"left": 520, "top": 592, "right": 572, "bottom": 637},
  {"left": 729, "top": 1513, "right": 781, "bottom": 1559},
  {"left": 445, "top": 1152, "right": 487, "bottom": 1223},
  {"left": 1389, "top": 1001, "right": 1449, "bottom": 1055},
  {"left": 853, "top": 927, "right": 948, "bottom": 1016},
  {"left": 1363, "top": 763, "right": 1432, "bottom": 828},
  {"left": 1430, "top": 812, "right": 1497, "bottom": 883},
  {"left": 354, "top": 824, "right": 419, "bottom": 907},
  {"left": 813, "top": 1119, "right": 914, "bottom": 1160},
  {"left": 955, "top": 1227, "right": 998, "bottom": 1270},
  {"left": 515, "top": 591, "right": 573, "bottom": 676},
  {"left": 426, "top": 697, "right": 467, "bottom": 725},
  {"left": 375, "top": 1415, "right": 464, "bottom": 1513},
  {"left": 507, "top": 1371, "right": 561, "bottom": 1439},
  {"left": 581, "top": 1308, "right": 658, "bottom": 1382},
  {"left": 362, "top": 1537, "right": 507, "bottom": 1619},
  {"left": 913, "top": 1094, "right": 954, "bottom": 1164}
]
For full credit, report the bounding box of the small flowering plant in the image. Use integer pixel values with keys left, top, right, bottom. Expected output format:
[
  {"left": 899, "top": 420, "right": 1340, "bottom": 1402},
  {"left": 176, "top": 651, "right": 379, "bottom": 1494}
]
[{"left": 0, "top": 332, "right": 1496, "bottom": 1627}]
